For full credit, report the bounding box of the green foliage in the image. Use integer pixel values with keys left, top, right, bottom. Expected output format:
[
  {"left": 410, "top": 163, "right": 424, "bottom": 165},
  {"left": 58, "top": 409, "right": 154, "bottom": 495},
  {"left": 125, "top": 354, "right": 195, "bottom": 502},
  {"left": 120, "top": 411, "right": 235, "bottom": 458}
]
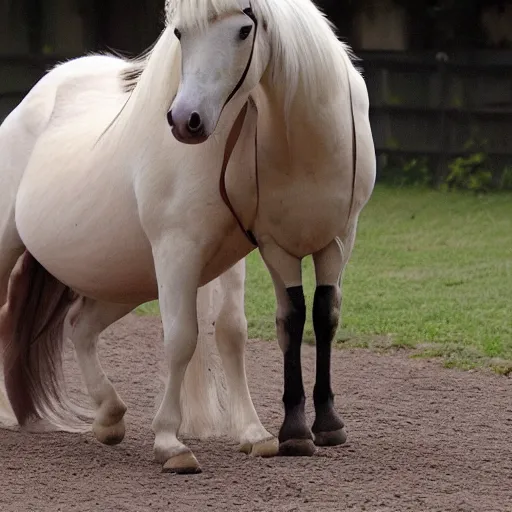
[
  {"left": 499, "top": 167, "right": 512, "bottom": 190},
  {"left": 379, "top": 154, "right": 433, "bottom": 187},
  {"left": 381, "top": 156, "right": 431, "bottom": 187},
  {"left": 380, "top": 151, "right": 512, "bottom": 193},
  {"left": 445, "top": 152, "right": 493, "bottom": 192}
]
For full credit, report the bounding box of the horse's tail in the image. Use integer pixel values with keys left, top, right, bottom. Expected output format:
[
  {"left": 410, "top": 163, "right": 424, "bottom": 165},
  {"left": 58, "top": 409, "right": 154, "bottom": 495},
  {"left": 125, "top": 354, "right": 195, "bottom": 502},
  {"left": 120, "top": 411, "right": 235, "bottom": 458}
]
[
  {"left": 0, "top": 376, "right": 15, "bottom": 427},
  {"left": 179, "top": 276, "right": 230, "bottom": 438},
  {"left": 0, "top": 251, "right": 89, "bottom": 432}
]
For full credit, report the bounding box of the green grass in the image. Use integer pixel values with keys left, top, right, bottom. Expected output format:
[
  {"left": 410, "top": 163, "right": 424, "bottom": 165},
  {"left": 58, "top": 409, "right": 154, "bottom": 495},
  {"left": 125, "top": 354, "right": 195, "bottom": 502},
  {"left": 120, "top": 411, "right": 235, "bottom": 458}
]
[{"left": 138, "top": 185, "right": 512, "bottom": 374}]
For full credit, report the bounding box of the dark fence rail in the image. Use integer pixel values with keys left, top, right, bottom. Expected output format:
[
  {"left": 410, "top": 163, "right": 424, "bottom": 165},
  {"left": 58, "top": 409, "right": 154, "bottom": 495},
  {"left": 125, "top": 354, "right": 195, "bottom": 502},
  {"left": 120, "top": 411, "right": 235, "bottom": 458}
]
[
  {"left": 357, "top": 50, "right": 512, "bottom": 186},
  {"left": 2, "top": 50, "right": 512, "bottom": 187}
]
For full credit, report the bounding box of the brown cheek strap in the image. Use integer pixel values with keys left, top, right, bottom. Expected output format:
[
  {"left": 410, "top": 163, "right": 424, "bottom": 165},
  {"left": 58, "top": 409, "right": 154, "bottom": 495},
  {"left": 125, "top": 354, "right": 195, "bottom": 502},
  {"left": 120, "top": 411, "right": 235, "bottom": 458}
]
[{"left": 219, "top": 100, "right": 259, "bottom": 247}]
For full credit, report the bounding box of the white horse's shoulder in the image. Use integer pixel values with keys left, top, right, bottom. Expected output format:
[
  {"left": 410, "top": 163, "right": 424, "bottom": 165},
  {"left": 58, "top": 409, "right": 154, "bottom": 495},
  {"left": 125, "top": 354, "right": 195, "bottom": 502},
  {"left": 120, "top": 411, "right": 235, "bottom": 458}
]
[
  {"left": 36, "top": 57, "right": 132, "bottom": 139},
  {"left": 8, "top": 55, "right": 128, "bottom": 138},
  {"left": 51, "top": 56, "right": 129, "bottom": 104}
]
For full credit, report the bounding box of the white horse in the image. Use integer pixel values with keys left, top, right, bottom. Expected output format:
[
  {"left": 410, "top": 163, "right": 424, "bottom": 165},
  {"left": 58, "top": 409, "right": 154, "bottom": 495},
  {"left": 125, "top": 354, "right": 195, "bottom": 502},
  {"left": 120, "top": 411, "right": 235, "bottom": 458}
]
[{"left": 0, "top": 0, "right": 376, "bottom": 473}]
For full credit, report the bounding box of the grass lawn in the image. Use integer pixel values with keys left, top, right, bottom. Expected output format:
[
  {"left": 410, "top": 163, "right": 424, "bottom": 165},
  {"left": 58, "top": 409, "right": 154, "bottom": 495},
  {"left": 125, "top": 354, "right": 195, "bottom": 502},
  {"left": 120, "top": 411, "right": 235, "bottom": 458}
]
[{"left": 138, "top": 185, "right": 512, "bottom": 374}]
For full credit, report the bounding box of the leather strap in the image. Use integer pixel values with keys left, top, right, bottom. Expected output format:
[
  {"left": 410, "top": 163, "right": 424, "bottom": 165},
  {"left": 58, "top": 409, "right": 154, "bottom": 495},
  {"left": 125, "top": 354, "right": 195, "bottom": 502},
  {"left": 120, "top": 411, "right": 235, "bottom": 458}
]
[
  {"left": 223, "top": 7, "right": 258, "bottom": 108},
  {"left": 345, "top": 65, "right": 357, "bottom": 231},
  {"left": 219, "top": 100, "right": 258, "bottom": 246},
  {"left": 219, "top": 6, "right": 357, "bottom": 249},
  {"left": 217, "top": 4, "right": 260, "bottom": 246}
]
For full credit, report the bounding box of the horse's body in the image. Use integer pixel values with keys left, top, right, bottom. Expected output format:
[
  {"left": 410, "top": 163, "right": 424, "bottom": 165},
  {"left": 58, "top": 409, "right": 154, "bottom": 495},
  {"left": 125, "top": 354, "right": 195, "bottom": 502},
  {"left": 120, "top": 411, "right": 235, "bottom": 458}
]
[
  {"left": 0, "top": 0, "right": 375, "bottom": 473},
  {"left": 0, "top": 34, "right": 272, "bottom": 469},
  {"left": 13, "top": 56, "right": 154, "bottom": 303},
  {"left": 13, "top": 52, "right": 256, "bottom": 303}
]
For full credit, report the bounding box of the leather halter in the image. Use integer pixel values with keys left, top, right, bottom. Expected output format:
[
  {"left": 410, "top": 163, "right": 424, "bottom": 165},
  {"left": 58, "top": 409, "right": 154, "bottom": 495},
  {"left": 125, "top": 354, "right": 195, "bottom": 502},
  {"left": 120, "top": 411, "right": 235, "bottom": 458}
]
[
  {"left": 224, "top": 7, "right": 258, "bottom": 108},
  {"left": 218, "top": 5, "right": 260, "bottom": 247},
  {"left": 219, "top": 7, "right": 358, "bottom": 248},
  {"left": 219, "top": 98, "right": 259, "bottom": 246}
]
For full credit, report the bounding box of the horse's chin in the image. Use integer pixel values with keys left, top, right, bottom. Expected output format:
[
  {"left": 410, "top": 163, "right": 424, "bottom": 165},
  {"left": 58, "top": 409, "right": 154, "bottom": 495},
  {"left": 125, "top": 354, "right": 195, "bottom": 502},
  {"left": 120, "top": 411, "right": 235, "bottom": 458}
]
[{"left": 171, "top": 126, "right": 210, "bottom": 145}]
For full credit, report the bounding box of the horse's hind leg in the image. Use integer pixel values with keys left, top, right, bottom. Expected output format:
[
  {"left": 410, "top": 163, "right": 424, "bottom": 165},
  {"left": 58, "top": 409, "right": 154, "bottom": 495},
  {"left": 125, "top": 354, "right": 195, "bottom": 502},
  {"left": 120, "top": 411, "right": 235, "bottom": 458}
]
[
  {"left": 214, "top": 261, "right": 278, "bottom": 457},
  {"left": 0, "top": 227, "right": 25, "bottom": 417},
  {"left": 0, "top": 249, "right": 24, "bottom": 309},
  {"left": 0, "top": 249, "right": 25, "bottom": 422},
  {"left": 0, "top": 209, "right": 25, "bottom": 307},
  {"left": 310, "top": 233, "right": 356, "bottom": 447},
  {"left": 66, "top": 298, "right": 134, "bottom": 445},
  {"left": 0, "top": 95, "right": 42, "bottom": 305}
]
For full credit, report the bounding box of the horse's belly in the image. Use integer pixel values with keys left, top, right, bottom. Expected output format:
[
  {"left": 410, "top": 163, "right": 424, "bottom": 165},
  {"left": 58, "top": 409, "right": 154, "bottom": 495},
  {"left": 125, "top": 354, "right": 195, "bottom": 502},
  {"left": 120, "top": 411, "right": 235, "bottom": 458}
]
[
  {"left": 15, "top": 156, "right": 157, "bottom": 305},
  {"left": 17, "top": 198, "right": 157, "bottom": 304}
]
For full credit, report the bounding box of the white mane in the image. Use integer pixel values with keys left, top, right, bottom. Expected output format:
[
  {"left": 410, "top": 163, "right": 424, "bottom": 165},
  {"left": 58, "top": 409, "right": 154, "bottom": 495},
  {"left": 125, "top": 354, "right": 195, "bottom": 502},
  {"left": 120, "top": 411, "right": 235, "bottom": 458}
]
[
  {"left": 118, "top": 0, "right": 359, "bottom": 141},
  {"left": 164, "top": 0, "right": 359, "bottom": 115}
]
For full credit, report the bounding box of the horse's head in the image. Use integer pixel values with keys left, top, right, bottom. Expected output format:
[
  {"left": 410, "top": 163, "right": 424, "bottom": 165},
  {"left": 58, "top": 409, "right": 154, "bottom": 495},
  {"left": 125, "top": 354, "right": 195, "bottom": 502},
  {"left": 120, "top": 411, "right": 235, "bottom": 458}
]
[{"left": 167, "top": 3, "right": 269, "bottom": 144}]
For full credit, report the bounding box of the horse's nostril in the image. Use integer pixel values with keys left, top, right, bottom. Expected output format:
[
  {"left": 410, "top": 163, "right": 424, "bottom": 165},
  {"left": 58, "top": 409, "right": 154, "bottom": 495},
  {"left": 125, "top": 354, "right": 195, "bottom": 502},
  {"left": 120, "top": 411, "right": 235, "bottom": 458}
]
[
  {"left": 187, "top": 112, "right": 203, "bottom": 133},
  {"left": 167, "top": 110, "right": 174, "bottom": 127}
]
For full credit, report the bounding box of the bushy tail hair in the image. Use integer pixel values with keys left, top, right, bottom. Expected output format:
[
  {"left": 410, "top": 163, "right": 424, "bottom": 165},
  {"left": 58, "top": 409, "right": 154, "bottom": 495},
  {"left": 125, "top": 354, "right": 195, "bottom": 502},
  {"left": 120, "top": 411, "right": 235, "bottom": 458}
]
[
  {"left": 156, "top": 276, "right": 231, "bottom": 439},
  {"left": 1, "top": 252, "right": 236, "bottom": 438},
  {"left": 0, "top": 251, "right": 90, "bottom": 432}
]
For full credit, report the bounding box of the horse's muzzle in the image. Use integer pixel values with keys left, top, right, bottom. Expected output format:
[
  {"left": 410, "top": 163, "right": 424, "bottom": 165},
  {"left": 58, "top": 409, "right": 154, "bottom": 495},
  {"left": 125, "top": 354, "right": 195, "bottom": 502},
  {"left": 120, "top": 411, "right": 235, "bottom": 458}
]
[{"left": 167, "top": 109, "right": 209, "bottom": 145}]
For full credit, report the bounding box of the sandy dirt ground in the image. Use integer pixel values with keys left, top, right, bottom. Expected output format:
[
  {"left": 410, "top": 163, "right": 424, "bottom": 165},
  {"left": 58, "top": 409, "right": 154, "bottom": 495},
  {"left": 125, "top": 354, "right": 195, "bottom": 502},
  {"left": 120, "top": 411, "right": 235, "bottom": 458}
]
[{"left": 1, "top": 315, "right": 511, "bottom": 512}]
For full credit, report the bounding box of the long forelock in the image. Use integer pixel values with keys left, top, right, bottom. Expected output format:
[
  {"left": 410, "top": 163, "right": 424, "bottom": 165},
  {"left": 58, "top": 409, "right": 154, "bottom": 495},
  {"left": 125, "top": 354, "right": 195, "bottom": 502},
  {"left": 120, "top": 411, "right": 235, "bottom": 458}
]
[
  {"left": 120, "top": 0, "right": 242, "bottom": 95},
  {"left": 165, "top": 0, "right": 247, "bottom": 30},
  {"left": 134, "top": 0, "right": 359, "bottom": 113}
]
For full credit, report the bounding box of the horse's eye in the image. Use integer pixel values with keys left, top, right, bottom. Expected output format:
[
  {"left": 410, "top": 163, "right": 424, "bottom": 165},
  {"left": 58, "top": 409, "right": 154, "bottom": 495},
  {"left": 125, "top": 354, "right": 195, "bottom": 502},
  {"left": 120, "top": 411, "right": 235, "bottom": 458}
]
[
  {"left": 239, "top": 25, "right": 253, "bottom": 40},
  {"left": 174, "top": 28, "right": 182, "bottom": 40}
]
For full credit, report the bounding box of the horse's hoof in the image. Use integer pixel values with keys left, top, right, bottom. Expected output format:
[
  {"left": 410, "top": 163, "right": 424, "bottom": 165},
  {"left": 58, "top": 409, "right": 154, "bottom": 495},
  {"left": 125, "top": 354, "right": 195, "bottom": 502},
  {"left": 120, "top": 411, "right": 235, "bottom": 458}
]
[
  {"left": 239, "top": 436, "right": 279, "bottom": 457},
  {"left": 92, "top": 418, "right": 126, "bottom": 446},
  {"left": 162, "top": 451, "right": 202, "bottom": 474},
  {"left": 278, "top": 438, "right": 316, "bottom": 457},
  {"left": 314, "top": 428, "right": 347, "bottom": 447}
]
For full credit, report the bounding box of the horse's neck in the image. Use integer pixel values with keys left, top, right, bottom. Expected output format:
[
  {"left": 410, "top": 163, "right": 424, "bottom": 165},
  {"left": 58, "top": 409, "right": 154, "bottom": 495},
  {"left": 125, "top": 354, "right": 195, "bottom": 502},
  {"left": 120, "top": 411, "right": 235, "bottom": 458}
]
[
  {"left": 258, "top": 69, "right": 352, "bottom": 174},
  {"left": 118, "top": 28, "right": 180, "bottom": 143}
]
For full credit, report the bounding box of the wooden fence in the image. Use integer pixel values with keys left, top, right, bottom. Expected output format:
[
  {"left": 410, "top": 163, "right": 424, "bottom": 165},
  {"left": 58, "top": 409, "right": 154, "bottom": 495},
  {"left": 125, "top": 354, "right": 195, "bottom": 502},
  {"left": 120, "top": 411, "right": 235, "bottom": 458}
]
[
  {"left": 0, "top": 55, "right": 63, "bottom": 121},
  {"left": 358, "top": 50, "right": 512, "bottom": 185},
  {"left": 2, "top": 50, "right": 512, "bottom": 185}
]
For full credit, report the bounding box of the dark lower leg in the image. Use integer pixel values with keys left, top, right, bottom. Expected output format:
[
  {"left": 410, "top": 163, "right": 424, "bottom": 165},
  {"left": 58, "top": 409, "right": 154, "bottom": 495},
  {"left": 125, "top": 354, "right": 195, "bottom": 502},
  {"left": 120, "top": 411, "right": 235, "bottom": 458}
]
[
  {"left": 278, "top": 286, "right": 312, "bottom": 451},
  {"left": 311, "top": 285, "right": 345, "bottom": 445}
]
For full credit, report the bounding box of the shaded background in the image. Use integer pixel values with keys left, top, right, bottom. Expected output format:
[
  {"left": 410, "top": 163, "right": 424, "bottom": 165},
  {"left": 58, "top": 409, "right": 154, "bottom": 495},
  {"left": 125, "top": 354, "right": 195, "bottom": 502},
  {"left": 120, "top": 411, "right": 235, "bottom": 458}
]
[{"left": 1, "top": 0, "right": 512, "bottom": 188}]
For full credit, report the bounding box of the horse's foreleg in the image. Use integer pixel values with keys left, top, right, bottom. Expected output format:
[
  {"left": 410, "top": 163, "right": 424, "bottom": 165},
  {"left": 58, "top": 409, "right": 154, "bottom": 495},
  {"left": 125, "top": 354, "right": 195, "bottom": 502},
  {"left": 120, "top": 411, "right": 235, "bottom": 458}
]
[
  {"left": 215, "top": 261, "right": 278, "bottom": 457},
  {"left": 260, "top": 243, "right": 315, "bottom": 456},
  {"left": 67, "top": 298, "right": 134, "bottom": 445},
  {"left": 311, "top": 235, "right": 355, "bottom": 447},
  {"left": 151, "top": 237, "right": 202, "bottom": 474}
]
